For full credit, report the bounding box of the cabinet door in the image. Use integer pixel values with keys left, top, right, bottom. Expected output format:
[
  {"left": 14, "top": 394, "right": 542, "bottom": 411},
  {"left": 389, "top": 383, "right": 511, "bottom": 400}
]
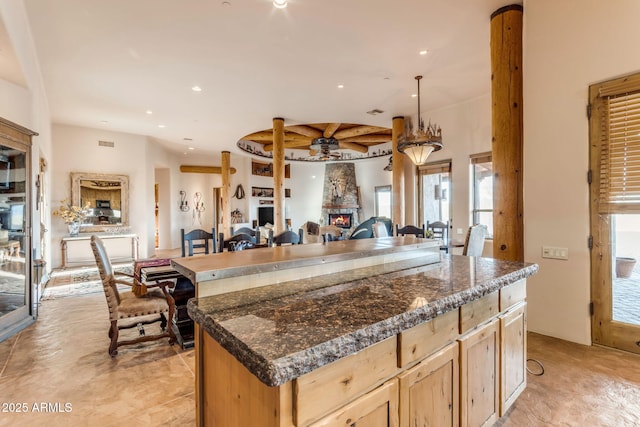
[
  {"left": 459, "top": 318, "right": 500, "bottom": 427},
  {"left": 500, "top": 302, "right": 527, "bottom": 415},
  {"left": 398, "top": 341, "right": 459, "bottom": 426},
  {"left": 0, "top": 118, "right": 34, "bottom": 342},
  {"left": 309, "top": 379, "right": 398, "bottom": 427}
]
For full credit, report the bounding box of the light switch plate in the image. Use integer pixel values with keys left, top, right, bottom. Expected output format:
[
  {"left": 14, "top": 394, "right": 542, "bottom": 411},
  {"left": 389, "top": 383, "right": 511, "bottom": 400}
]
[
  {"left": 457, "top": 228, "right": 463, "bottom": 235},
  {"left": 542, "top": 246, "right": 569, "bottom": 260}
]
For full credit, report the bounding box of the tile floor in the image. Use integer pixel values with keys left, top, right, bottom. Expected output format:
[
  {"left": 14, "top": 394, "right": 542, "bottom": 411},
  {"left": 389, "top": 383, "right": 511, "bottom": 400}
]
[
  {"left": 1, "top": 291, "right": 640, "bottom": 426},
  {"left": 0, "top": 293, "right": 194, "bottom": 427}
]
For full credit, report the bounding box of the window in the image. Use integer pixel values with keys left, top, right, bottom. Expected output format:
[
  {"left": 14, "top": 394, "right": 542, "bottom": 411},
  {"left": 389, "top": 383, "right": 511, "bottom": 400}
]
[
  {"left": 374, "top": 185, "right": 392, "bottom": 218},
  {"left": 471, "top": 152, "right": 493, "bottom": 238},
  {"left": 418, "top": 160, "right": 451, "bottom": 226}
]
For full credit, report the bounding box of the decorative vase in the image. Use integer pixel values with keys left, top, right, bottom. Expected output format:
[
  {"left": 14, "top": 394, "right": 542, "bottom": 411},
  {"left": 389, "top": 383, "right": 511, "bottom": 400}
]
[{"left": 67, "top": 222, "right": 80, "bottom": 237}]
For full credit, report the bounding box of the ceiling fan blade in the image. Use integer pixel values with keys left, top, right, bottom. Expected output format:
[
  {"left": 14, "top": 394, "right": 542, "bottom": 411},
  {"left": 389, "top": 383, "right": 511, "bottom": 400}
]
[{"left": 323, "top": 123, "right": 341, "bottom": 138}]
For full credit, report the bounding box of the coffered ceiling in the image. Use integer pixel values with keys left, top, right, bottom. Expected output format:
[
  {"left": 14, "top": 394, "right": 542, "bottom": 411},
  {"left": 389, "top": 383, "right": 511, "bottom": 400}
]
[{"left": 18, "top": 0, "right": 519, "bottom": 157}]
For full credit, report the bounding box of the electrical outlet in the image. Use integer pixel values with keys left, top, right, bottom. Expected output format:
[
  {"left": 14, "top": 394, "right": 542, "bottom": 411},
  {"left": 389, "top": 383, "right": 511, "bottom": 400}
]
[{"left": 542, "top": 246, "right": 569, "bottom": 260}]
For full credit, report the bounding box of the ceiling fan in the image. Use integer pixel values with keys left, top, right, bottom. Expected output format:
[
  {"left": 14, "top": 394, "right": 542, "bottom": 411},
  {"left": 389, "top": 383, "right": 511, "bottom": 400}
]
[
  {"left": 239, "top": 123, "right": 393, "bottom": 160},
  {"left": 309, "top": 137, "right": 341, "bottom": 160}
]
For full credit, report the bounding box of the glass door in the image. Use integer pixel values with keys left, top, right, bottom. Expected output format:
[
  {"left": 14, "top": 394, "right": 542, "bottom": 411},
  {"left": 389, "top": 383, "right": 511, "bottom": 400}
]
[
  {"left": 0, "top": 118, "right": 34, "bottom": 342},
  {"left": 589, "top": 73, "right": 640, "bottom": 354},
  {"left": 418, "top": 160, "right": 452, "bottom": 232}
]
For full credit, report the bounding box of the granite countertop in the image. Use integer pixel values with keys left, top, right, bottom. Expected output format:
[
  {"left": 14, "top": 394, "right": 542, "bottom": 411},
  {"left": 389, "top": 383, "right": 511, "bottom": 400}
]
[{"left": 188, "top": 254, "right": 539, "bottom": 387}]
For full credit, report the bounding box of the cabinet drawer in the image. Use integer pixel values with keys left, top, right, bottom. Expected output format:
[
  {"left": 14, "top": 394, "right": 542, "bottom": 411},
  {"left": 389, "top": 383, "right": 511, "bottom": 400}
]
[
  {"left": 398, "top": 308, "right": 459, "bottom": 368},
  {"left": 294, "top": 336, "right": 398, "bottom": 427},
  {"left": 460, "top": 291, "right": 499, "bottom": 334},
  {"left": 309, "top": 379, "right": 399, "bottom": 427},
  {"left": 499, "top": 280, "right": 526, "bottom": 311}
]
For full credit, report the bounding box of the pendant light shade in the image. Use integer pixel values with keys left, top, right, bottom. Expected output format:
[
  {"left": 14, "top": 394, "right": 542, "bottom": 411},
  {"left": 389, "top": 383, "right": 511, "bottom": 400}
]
[{"left": 397, "top": 75, "right": 443, "bottom": 165}]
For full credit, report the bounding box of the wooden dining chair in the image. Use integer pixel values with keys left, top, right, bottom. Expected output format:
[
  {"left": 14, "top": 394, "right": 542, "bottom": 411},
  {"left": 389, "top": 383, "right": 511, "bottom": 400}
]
[
  {"left": 427, "top": 220, "right": 449, "bottom": 252},
  {"left": 90, "top": 235, "right": 176, "bottom": 356},
  {"left": 181, "top": 228, "right": 216, "bottom": 257},
  {"left": 219, "top": 232, "right": 255, "bottom": 252},
  {"left": 395, "top": 224, "right": 426, "bottom": 237},
  {"left": 269, "top": 229, "right": 303, "bottom": 246},
  {"left": 233, "top": 227, "right": 260, "bottom": 244}
]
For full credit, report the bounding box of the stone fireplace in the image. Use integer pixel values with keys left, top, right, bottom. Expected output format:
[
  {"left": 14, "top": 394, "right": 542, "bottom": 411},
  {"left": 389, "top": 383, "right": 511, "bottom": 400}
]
[
  {"left": 328, "top": 213, "right": 353, "bottom": 229},
  {"left": 321, "top": 163, "right": 361, "bottom": 232}
]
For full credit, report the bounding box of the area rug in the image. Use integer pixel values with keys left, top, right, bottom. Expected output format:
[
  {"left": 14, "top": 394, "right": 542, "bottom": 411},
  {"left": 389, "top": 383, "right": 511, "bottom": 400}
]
[{"left": 41, "top": 263, "right": 133, "bottom": 300}]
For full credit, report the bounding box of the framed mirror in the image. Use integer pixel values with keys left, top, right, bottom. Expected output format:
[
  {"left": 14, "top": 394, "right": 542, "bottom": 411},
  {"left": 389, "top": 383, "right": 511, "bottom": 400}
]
[{"left": 70, "top": 172, "right": 129, "bottom": 232}]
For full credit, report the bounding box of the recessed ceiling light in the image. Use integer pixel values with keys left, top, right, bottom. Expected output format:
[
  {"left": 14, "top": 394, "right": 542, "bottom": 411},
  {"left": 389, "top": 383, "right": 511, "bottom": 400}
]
[
  {"left": 337, "top": 84, "right": 344, "bottom": 89},
  {"left": 100, "top": 120, "right": 109, "bottom": 124},
  {"left": 273, "top": 0, "right": 287, "bottom": 8},
  {"left": 188, "top": 147, "right": 195, "bottom": 150},
  {"left": 192, "top": 86, "right": 202, "bottom": 92},
  {"left": 411, "top": 94, "right": 417, "bottom": 98},
  {"left": 158, "top": 124, "right": 166, "bottom": 128},
  {"left": 146, "top": 110, "right": 153, "bottom": 115},
  {"left": 419, "top": 50, "right": 428, "bottom": 55}
]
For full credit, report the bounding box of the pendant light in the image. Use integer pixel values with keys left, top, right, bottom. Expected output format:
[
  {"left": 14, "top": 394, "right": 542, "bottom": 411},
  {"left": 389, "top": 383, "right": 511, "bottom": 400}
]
[{"left": 397, "top": 75, "right": 443, "bottom": 165}]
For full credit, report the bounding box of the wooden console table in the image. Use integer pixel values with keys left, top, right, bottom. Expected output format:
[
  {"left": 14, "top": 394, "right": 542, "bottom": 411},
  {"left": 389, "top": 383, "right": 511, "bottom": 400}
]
[{"left": 60, "top": 233, "right": 138, "bottom": 268}]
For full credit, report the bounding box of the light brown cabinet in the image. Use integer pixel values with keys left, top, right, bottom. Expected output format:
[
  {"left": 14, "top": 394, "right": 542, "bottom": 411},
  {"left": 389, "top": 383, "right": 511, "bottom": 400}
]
[
  {"left": 500, "top": 302, "right": 527, "bottom": 415},
  {"left": 399, "top": 341, "right": 459, "bottom": 426},
  {"left": 310, "top": 379, "right": 399, "bottom": 427},
  {"left": 196, "top": 281, "right": 528, "bottom": 427},
  {"left": 459, "top": 318, "right": 500, "bottom": 427}
]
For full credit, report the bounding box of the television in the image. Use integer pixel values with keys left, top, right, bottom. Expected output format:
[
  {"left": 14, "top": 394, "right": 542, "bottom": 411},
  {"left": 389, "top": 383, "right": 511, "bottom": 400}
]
[{"left": 258, "top": 206, "right": 274, "bottom": 226}]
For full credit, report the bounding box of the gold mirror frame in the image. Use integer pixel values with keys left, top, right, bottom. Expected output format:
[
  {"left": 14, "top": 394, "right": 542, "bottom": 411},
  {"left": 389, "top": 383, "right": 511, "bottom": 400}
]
[{"left": 70, "top": 172, "right": 129, "bottom": 232}]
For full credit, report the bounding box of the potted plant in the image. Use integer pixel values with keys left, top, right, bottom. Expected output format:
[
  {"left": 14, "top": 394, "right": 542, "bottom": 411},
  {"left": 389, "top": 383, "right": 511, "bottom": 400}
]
[
  {"left": 53, "top": 200, "right": 90, "bottom": 237},
  {"left": 615, "top": 256, "right": 637, "bottom": 279}
]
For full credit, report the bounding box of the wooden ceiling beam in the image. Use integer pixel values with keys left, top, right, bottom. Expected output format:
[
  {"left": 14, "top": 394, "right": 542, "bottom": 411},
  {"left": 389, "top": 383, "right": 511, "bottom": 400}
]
[
  {"left": 333, "top": 125, "right": 387, "bottom": 139},
  {"left": 263, "top": 140, "right": 311, "bottom": 151},
  {"left": 180, "top": 165, "right": 237, "bottom": 174},
  {"left": 285, "top": 125, "right": 323, "bottom": 138},
  {"left": 323, "top": 122, "right": 341, "bottom": 138},
  {"left": 340, "top": 135, "right": 392, "bottom": 144},
  {"left": 338, "top": 141, "right": 368, "bottom": 153}
]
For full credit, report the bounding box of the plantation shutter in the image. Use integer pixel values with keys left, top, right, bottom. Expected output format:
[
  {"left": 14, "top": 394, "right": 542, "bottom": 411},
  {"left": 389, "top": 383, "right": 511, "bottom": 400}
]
[
  {"left": 417, "top": 160, "right": 451, "bottom": 175},
  {"left": 598, "top": 87, "right": 640, "bottom": 214}
]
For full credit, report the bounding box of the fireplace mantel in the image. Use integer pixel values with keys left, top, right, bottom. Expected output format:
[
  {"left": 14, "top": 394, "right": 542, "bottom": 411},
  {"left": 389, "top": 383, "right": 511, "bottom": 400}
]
[{"left": 322, "top": 204, "right": 359, "bottom": 209}]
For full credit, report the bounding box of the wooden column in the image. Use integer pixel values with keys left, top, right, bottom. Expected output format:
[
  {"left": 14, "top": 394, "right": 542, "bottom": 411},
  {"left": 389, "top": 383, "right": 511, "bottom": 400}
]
[
  {"left": 221, "top": 151, "right": 231, "bottom": 236},
  {"left": 392, "top": 116, "right": 405, "bottom": 231},
  {"left": 491, "top": 5, "right": 523, "bottom": 262},
  {"left": 273, "top": 117, "right": 286, "bottom": 234}
]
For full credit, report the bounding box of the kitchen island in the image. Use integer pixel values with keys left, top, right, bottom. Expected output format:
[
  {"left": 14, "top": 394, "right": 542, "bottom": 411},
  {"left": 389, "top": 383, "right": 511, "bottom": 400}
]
[{"left": 179, "top": 238, "right": 538, "bottom": 426}]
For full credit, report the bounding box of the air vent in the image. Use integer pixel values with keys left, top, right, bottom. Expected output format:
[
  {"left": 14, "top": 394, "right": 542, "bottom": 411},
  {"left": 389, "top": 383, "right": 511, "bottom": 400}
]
[
  {"left": 98, "top": 140, "right": 115, "bottom": 148},
  {"left": 366, "top": 109, "right": 384, "bottom": 115}
]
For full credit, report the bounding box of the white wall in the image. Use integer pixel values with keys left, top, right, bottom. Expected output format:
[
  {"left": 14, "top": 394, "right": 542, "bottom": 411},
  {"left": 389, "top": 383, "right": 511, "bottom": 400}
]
[
  {"left": 523, "top": 0, "right": 640, "bottom": 345},
  {"left": 408, "top": 95, "right": 493, "bottom": 244},
  {"left": 0, "top": 0, "right": 52, "bottom": 274},
  {"left": 355, "top": 156, "right": 393, "bottom": 223}
]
